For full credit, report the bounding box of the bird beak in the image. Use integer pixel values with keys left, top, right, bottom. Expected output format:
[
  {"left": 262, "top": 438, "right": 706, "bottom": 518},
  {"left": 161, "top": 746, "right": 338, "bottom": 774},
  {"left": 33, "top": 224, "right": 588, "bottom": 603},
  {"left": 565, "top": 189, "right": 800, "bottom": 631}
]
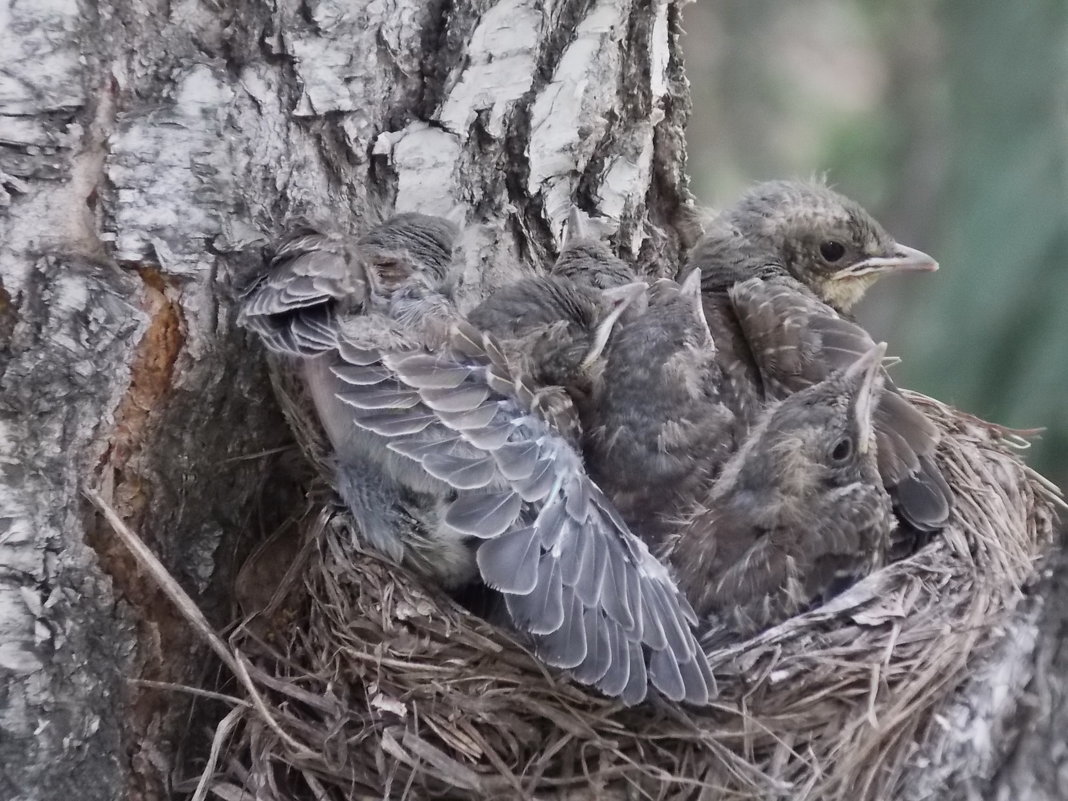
[
  {"left": 564, "top": 206, "right": 590, "bottom": 245},
  {"left": 843, "top": 342, "right": 887, "bottom": 454},
  {"left": 679, "top": 267, "right": 702, "bottom": 299},
  {"left": 580, "top": 281, "right": 647, "bottom": 370},
  {"left": 832, "top": 243, "right": 939, "bottom": 280},
  {"left": 679, "top": 268, "right": 715, "bottom": 346}
]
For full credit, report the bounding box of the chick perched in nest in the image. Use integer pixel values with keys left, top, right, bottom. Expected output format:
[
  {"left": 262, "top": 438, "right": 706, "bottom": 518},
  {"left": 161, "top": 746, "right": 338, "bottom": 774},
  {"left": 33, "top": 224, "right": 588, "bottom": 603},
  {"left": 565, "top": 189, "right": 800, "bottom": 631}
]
[
  {"left": 467, "top": 209, "right": 646, "bottom": 438},
  {"left": 241, "top": 213, "right": 464, "bottom": 582},
  {"left": 241, "top": 213, "right": 714, "bottom": 706},
  {"left": 688, "top": 181, "right": 952, "bottom": 540},
  {"left": 694, "top": 180, "right": 939, "bottom": 314},
  {"left": 581, "top": 269, "right": 892, "bottom": 639},
  {"left": 670, "top": 344, "right": 894, "bottom": 642},
  {"left": 581, "top": 270, "right": 742, "bottom": 545}
]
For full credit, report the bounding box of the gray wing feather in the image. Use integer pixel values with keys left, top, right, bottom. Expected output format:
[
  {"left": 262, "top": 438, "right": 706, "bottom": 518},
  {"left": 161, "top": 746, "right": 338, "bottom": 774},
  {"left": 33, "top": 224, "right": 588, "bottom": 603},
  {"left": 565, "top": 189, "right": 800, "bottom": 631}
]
[
  {"left": 506, "top": 556, "right": 565, "bottom": 635},
  {"left": 337, "top": 342, "right": 382, "bottom": 366},
  {"left": 336, "top": 386, "right": 421, "bottom": 410},
  {"left": 621, "top": 640, "right": 650, "bottom": 706},
  {"left": 572, "top": 608, "right": 612, "bottom": 684},
  {"left": 456, "top": 418, "right": 514, "bottom": 450},
  {"left": 537, "top": 593, "right": 589, "bottom": 670},
  {"left": 436, "top": 403, "right": 502, "bottom": 431},
  {"left": 649, "top": 645, "right": 687, "bottom": 703},
  {"left": 573, "top": 532, "right": 609, "bottom": 607},
  {"left": 493, "top": 440, "right": 542, "bottom": 481},
  {"left": 387, "top": 435, "right": 465, "bottom": 462},
  {"left": 420, "top": 451, "right": 498, "bottom": 489},
  {"left": 331, "top": 364, "right": 393, "bottom": 386},
  {"left": 476, "top": 527, "right": 540, "bottom": 595},
  {"left": 600, "top": 547, "right": 637, "bottom": 632},
  {"left": 597, "top": 622, "right": 630, "bottom": 697},
  {"left": 346, "top": 408, "right": 438, "bottom": 437},
  {"left": 445, "top": 491, "right": 523, "bottom": 537},
  {"left": 420, "top": 384, "right": 491, "bottom": 413},
  {"left": 298, "top": 312, "right": 714, "bottom": 705},
  {"left": 239, "top": 232, "right": 363, "bottom": 357},
  {"left": 514, "top": 458, "right": 556, "bottom": 501}
]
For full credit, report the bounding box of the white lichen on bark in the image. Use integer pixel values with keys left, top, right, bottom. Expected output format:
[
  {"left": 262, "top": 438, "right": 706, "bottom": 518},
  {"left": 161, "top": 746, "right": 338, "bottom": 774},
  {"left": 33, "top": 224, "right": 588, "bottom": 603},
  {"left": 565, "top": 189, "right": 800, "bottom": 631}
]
[
  {"left": 0, "top": 1, "right": 688, "bottom": 797},
  {"left": 3, "top": 1, "right": 1053, "bottom": 798}
]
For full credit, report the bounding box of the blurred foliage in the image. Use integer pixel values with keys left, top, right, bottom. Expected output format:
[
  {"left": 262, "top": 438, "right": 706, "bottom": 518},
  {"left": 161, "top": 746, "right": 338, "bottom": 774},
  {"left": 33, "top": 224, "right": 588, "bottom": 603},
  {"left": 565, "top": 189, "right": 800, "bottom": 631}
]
[{"left": 682, "top": 0, "right": 1068, "bottom": 485}]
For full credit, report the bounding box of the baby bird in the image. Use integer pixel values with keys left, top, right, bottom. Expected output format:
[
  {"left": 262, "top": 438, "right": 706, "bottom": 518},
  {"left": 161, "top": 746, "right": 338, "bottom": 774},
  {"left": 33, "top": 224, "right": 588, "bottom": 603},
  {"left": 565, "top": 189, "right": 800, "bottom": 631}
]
[
  {"left": 551, "top": 208, "right": 639, "bottom": 290},
  {"left": 467, "top": 208, "right": 645, "bottom": 435},
  {"left": 582, "top": 270, "right": 742, "bottom": 545},
  {"left": 670, "top": 344, "right": 895, "bottom": 641},
  {"left": 688, "top": 181, "right": 952, "bottom": 535},
  {"left": 241, "top": 213, "right": 714, "bottom": 706},
  {"left": 693, "top": 179, "right": 938, "bottom": 314}
]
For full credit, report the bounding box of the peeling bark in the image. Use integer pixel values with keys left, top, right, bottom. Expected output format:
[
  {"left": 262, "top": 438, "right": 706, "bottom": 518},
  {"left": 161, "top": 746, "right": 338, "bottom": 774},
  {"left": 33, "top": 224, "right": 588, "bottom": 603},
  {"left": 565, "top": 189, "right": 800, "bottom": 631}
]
[
  {"left": 0, "top": 1, "right": 1059, "bottom": 799},
  {"left": 1, "top": 1, "right": 692, "bottom": 798}
]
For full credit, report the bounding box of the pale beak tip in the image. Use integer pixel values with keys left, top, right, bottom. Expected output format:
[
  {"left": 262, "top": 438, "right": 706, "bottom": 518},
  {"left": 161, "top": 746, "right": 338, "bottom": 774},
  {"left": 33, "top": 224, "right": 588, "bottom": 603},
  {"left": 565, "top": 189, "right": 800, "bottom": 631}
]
[{"left": 892, "top": 243, "right": 940, "bottom": 273}]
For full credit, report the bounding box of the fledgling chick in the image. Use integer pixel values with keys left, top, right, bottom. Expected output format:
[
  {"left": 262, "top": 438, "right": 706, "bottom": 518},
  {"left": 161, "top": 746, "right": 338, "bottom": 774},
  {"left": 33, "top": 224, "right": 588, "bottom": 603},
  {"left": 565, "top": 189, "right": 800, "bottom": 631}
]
[
  {"left": 466, "top": 276, "right": 645, "bottom": 435},
  {"left": 670, "top": 344, "right": 895, "bottom": 642},
  {"left": 688, "top": 184, "right": 953, "bottom": 536},
  {"left": 582, "top": 270, "right": 742, "bottom": 546},
  {"left": 693, "top": 179, "right": 938, "bottom": 314},
  {"left": 551, "top": 208, "right": 638, "bottom": 290},
  {"left": 242, "top": 214, "right": 714, "bottom": 707},
  {"left": 467, "top": 208, "right": 645, "bottom": 435},
  {"left": 241, "top": 213, "right": 465, "bottom": 581}
]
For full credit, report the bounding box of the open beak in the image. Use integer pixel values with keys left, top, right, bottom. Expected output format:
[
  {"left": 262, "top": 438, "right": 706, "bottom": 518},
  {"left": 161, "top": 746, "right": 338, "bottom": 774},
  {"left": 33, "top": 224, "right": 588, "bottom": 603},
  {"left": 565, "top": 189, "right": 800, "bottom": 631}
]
[
  {"left": 843, "top": 342, "right": 887, "bottom": 454},
  {"left": 580, "top": 281, "right": 647, "bottom": 370},
  {"left": 833, "top": 243, "right": 939, "bottom": 280}
]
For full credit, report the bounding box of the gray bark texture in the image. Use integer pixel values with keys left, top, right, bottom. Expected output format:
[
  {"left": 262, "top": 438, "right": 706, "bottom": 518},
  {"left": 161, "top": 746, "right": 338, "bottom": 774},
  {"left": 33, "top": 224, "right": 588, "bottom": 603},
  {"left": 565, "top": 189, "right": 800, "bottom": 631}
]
[
  {"left": 0, "top": 1, "right": 1060, "bottom": 800},
  {"left": 0, "top": 1, "right": 690, "bottom": 799}
]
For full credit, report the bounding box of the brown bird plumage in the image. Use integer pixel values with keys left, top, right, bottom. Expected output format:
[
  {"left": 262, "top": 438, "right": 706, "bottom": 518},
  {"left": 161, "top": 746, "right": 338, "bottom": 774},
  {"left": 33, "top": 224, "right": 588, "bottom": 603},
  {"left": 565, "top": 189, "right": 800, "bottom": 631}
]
[
  {"left": 241, "top": 214, "right": 713, "bottom": 707},
  {"left": 688, "top": 180, "right": 953, "bottom": 535},
  {"left": 467, "top": 208, "right": 646, "bottom": 437},
  {"left": 668, "top": 344, "right": 895, "bottom": 643},
  {"left": 582, "top": 270, "right": 742, "bottom": 545}
]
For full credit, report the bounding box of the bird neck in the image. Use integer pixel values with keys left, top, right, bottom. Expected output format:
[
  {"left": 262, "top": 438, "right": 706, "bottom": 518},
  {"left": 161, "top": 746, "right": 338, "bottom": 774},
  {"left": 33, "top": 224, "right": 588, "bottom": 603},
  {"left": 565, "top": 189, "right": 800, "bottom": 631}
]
[{"left": 810, "top": 274, "right": 877, "bottom": 313}]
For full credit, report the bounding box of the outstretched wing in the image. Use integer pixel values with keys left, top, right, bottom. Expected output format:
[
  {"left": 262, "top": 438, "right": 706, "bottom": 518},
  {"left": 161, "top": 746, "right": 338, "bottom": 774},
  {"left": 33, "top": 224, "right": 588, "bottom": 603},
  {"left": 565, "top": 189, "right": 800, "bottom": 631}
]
[
  {"left": 331, "top": 320, "right": 715, "bottom": 706},
  {"left": 728, "top": 275, "right": 952, "bottom": 532},
  {"left": 239, "top": 231, "right": 363, "bottom": 356},
  {"left": 240, "top": 214, "right": 459, "bottom": 357}
]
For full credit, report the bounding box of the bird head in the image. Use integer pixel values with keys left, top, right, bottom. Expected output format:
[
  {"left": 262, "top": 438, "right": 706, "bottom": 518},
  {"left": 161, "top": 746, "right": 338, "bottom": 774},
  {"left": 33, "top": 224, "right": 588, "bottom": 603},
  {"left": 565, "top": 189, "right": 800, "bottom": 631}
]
[
  {"left": 597, "top": 270, "right": 716, "bottom": 412},
  {"left": 745, "top": 342, "right": 888, "bottom": 496},
  {"left": 726, "top": 181, "right": 938, "bottom": 312},
  {"left": 527, "top": 279, "right": 646, "bottom": 394},
  {"left": 552, "top": 207, "right": 638, "bottom": 290},
  {"left": 640, "top": 269, "right": 715, "bottom": 350},
  {"left": 357, "top": 212, "right": 460, "bottom": 302}
]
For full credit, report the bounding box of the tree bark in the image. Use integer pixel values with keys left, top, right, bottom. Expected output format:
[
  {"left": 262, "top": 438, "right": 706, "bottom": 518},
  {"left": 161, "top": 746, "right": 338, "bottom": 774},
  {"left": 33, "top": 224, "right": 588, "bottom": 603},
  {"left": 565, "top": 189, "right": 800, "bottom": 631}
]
[
  {"left": 2, "top": 1, "right": 1061, "bottom": 800},
  {"left": 0, "top": 1, "right": 691, "bottom": 798}
]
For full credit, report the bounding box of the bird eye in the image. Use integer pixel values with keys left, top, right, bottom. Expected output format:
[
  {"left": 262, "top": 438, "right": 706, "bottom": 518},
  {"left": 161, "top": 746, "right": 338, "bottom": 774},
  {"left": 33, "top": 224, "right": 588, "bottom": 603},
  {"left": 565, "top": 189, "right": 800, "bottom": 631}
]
[
  {"left": 831, "top": 437, "right": 853, "bottom": 462},
  {"left": 820, "top": 241, "right": 846, "bottom": 262}
]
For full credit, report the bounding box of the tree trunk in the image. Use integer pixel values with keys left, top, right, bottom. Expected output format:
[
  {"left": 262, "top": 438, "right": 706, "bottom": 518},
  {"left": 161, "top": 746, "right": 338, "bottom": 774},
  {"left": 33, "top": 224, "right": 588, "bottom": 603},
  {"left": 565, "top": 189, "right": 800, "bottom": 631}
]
[
  {"left": 1, "top": 1, "right": 1060, "bottom": 799},
  {"left": 0, "top": 1, "right": 691, "bottom": 798}
]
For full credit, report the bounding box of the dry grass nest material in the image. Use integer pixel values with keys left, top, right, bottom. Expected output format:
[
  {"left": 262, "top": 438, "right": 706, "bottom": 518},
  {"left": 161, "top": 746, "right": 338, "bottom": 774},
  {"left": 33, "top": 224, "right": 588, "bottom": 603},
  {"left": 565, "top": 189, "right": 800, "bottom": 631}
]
[{"left": 193, "top": 393, "right": 1060, "bottom": 801}]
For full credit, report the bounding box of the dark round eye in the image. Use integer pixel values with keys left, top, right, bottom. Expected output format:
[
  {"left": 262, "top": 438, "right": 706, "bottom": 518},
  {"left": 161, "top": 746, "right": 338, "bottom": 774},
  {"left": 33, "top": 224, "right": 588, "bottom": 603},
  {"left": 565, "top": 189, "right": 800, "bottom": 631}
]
[
  {"left": 831, "top": 437, "right": 853, "bottom": 462},
  {"left": 820, "top": 241, "right": 846, "bottom": 262}
]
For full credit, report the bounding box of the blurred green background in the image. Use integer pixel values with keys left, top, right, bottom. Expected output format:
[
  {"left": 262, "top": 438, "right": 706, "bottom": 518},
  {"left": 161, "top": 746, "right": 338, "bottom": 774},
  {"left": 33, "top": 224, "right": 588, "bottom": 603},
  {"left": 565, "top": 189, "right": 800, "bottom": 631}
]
[{"left": 682, "top": 0, "right": 1068, "bottom": 488}]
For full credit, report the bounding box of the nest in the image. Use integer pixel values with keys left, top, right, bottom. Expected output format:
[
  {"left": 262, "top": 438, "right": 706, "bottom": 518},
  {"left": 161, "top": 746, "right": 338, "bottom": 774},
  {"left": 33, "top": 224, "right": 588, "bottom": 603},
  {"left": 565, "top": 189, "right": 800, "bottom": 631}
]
[{"left": 184, "top": 393, "right": 1059, "bottom": 801}]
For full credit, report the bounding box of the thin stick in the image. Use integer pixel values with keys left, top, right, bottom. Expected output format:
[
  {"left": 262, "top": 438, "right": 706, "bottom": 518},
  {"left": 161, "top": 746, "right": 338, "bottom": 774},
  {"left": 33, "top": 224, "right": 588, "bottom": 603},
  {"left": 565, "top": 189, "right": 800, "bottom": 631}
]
[{"left": 84, "top": 487, "right": 318, "bottom": 760}]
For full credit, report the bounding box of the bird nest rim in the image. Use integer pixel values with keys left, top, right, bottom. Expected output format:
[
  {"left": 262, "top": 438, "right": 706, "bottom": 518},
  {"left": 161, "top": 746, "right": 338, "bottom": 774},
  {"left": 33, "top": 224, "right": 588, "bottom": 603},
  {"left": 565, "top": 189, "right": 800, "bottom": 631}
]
[{"left": 198, "top": 392, "right": 1058, "bottom": 801}]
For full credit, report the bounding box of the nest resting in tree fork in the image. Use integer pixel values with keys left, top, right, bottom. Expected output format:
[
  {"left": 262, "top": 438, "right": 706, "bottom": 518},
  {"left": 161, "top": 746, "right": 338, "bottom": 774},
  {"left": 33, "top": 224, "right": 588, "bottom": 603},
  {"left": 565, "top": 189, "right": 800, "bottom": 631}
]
[{"left": 189, "top": 391, "right": 1059, "bottom": 801}]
